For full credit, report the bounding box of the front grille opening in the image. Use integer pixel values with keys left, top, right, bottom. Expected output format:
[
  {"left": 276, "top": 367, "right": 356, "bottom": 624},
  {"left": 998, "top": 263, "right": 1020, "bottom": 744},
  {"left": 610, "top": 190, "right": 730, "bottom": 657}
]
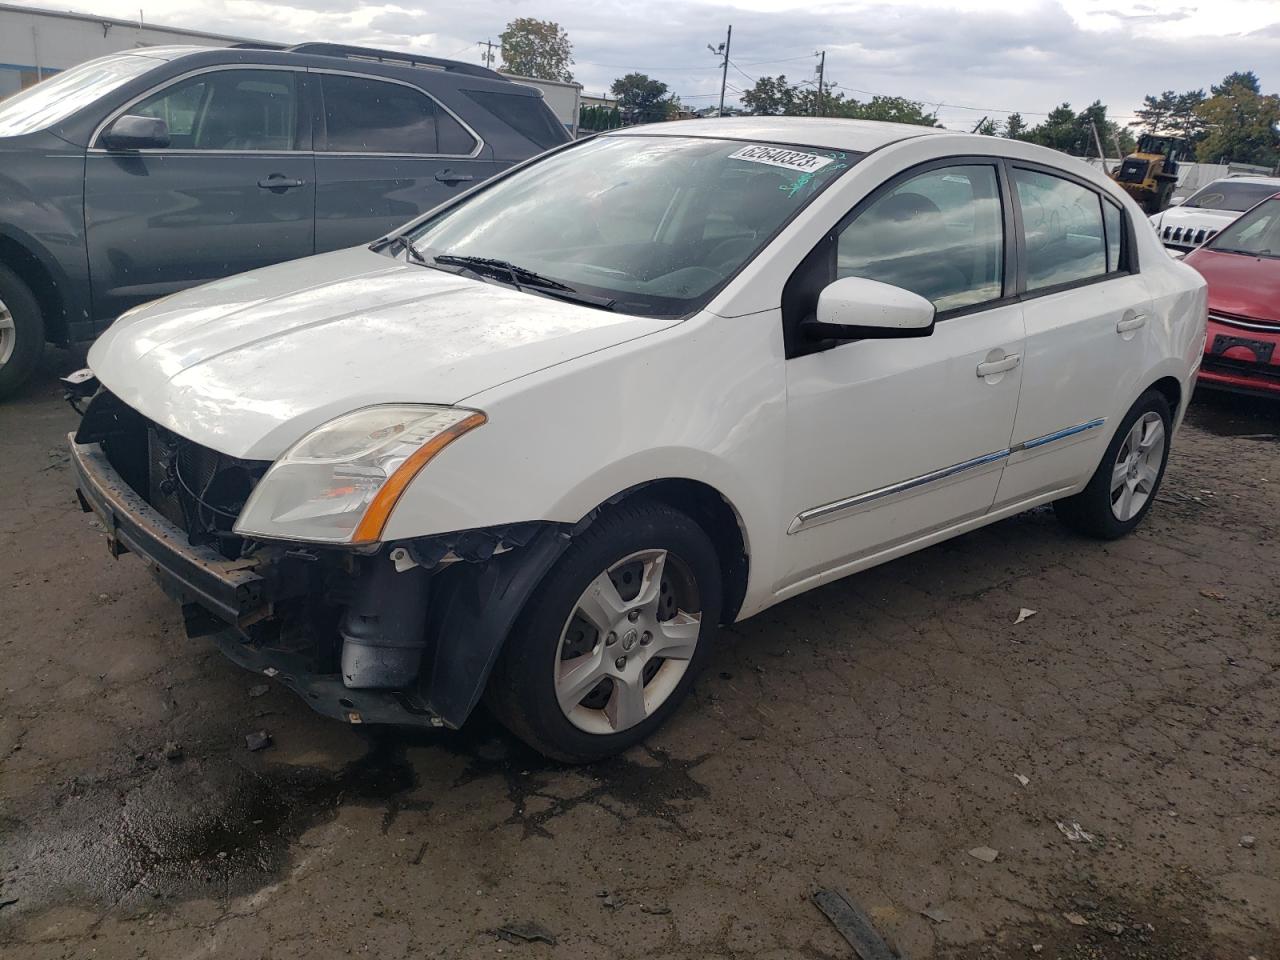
[{"left": 81, "top": 391, "right": 269, "bottom": 558}]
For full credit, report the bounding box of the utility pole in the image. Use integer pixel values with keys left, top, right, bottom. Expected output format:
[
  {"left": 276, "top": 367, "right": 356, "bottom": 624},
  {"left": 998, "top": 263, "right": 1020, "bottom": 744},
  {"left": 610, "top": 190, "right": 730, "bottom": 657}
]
[
  {"left": 708, "top": 25, "right": 732, "bottom": 118},
  {"left": 478, "top": 39, "right": 496, "bottom": 69},
  {"left": 814, "top": 50, "right": 826, "bottom": 117},
  {"left": 1088, "top": 120, "right": 1106, "bottom": 162},
  {"left": 971, "top": 115, "right": 988, "bottom": 134}
]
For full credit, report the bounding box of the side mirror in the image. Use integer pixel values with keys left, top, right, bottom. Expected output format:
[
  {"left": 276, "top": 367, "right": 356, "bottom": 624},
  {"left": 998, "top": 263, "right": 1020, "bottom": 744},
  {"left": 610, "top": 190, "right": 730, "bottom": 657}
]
[
  {"left": 1168, "top": 196, "right": 1185, "bottom": 206},
  {"left": 100, "top": 115, "right": 170, "bottom": 151},
  {"left": 802, "top": 276, "right": 936, "bottom": 341}
]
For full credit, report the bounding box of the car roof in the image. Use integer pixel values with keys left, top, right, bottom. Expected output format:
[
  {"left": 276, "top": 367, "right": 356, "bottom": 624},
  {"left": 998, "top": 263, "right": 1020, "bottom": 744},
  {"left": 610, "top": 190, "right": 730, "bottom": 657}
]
[
  {"left": 1205, "top": 175, "right": 1280, "bottom": 186},
  {"left": 608, "top": 117, "right": 949, "bottom": 153}
]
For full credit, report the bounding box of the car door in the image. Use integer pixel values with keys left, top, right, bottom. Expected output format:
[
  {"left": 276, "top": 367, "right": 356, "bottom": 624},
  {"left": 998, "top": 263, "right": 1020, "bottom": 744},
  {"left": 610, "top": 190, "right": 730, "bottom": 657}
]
[
  {"left": 312, "top": 71, "right": 491, "bottom": 251},
  {"left": 779, "top": 160, "right": 1026, "bottom": 590},
  {"left": 84, "top": 66, "right": 315, "bottom": 321},
  {"left": 993, "top": 164, "right": 1153, "bottom": 508}
]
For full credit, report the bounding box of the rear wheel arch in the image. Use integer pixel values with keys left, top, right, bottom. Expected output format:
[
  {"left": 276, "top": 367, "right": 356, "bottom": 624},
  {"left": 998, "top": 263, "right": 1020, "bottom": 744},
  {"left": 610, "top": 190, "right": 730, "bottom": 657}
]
[
  {"left": 0, "top": 233, "right": 67, "bottom": 344},
  {"left": 1147, "top": 375, "right": 1182, "bottom": 420}
]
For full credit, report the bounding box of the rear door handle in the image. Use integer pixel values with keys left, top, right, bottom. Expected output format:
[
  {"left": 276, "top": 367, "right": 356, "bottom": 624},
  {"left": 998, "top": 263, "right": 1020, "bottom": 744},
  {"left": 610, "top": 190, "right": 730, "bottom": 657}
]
[
  {"left": 1117, "top": 314, "right": 1148, "bottom": 333},
  {"left": 258, "top": 174, "right": 306, "bottom": 191},
  {"left": 976, "top": 354, "right": 1021, "bottom": 378},
  {"left": 435, "top": 169, "right": 474, "bottom": 183}
]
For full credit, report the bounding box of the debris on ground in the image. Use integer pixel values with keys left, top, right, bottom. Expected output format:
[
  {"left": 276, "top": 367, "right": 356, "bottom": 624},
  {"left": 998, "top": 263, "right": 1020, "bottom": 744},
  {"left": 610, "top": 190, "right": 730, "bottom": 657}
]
[
  {"left": 1014, "top": 608, "right": 1037, "bottom": 624},
  {"left": 1032, "top": 945, "right": 1043, "bottom": 954},
  {"left": 1063, "top": 911, "right": 1088, "bottom": 926},
  {"left": 161, "top": 741, "right": 183, "bottom": 762},
  {"left": 1101, "top": 920, "right": 1125, "bottom": 936},
  {"left": 812, "top": 888, "right": 901, "bottom": 960},
  {"left": 1055, "top": 820, "right": 1095, "bottom": 843},
  {"left": 494, "top": 921, "right": 557, "bottom": 945},
  {"left": 968, "top": 846, "right": 999, "bottom": 862},
  {"left": 921, "top": 905, "right": 951, "bottom": 923},
  {"left": 248, "top": 684, "right": 269, "bottom": 698},
  {"left": 1014, "top": 773, "right": 1030, "bottom": 787},
  {"left": 1199, "top": 588, "right": 1228, "bottom": 601},
  {"left": 411, "top": 842, "right": 427, "bottom": 865},
  {"left": 244, "top": 730, "right": 272, "bottom": 752},
  {"left": 0, "top": 897, "right": 17, "bottom": 910},
  {"left": 640, "top": 904, "right": 671, "bottom": 915},
  {"left": 1239, "top": 835, "right": 1256, "bottom": 849}
]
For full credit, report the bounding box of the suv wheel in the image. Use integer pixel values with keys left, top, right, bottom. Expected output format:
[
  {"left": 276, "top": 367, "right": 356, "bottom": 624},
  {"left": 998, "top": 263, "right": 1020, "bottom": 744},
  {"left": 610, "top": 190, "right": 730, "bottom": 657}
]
[
  {"left": 1054, "top": 389, "right": 1172, "bottom": 539},
  {"left": 0, "top": 264, "right": 45, "bottom": 400},
  {"left": 487, "top": 501, "right": 722, "bottom": 763}
]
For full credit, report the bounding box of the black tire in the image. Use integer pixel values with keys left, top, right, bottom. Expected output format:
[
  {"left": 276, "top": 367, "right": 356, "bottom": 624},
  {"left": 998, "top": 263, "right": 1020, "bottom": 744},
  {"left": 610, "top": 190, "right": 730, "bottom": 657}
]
[
  {"left": 0, "top": 264, "right": 45, "bottom": 401},
  {"left": 487, "top": 500, "right": 722, "bottom": 763},
  {"left": 1054, "top": 389, "right": 1172, "bottom": 539}
]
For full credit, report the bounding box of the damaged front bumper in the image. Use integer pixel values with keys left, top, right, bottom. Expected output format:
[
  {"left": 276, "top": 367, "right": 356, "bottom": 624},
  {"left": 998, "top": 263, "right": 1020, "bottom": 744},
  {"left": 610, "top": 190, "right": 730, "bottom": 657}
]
[{"left": 70, "top": 433, "right": 571, "bottom": 730}]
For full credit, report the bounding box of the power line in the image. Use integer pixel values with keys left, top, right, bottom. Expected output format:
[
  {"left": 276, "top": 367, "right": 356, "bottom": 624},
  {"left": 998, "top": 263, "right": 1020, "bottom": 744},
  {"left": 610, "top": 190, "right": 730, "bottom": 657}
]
[{"left": 826, "top": 83, "right": 1051, "bottom": 116}]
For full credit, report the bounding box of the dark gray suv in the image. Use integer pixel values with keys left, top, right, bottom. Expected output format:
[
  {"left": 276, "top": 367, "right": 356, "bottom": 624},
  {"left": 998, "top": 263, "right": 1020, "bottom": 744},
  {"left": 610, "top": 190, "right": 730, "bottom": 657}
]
[{"left": 0, "top": 42, "right": 570, "bottom": 398}]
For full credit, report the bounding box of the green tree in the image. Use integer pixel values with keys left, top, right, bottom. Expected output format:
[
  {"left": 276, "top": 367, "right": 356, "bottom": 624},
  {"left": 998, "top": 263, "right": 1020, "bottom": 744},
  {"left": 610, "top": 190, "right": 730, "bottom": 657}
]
[
  {"left": 840, "top": 95, "right": 939, "bottom": 126},
  {"left": 1027, "top": 103, "right": 1083, "bottom": 153},
  {"left": 1169, "top": 90, "right": 1207, "bottom": 141},
  {"left": 741, "top": 75, "right": 801, "bottom": 116},
  {"left": 974, "top": 118, "right": 999, "bottom": 136},
  {"left": 1003, "top": 112, "right": 1027, "bottom": 139},
  {"left": 1195, "top": 71, "right": 1280, "bottom": 165},
  {"left": 1133, "top": 91, "right": 1178, "bottom": 134},
  {"left": 611, "top": 73, "right": 671, "bottom": 122},
  {"left": 498, "top": 18, "right": 573, "bottom": 82}
]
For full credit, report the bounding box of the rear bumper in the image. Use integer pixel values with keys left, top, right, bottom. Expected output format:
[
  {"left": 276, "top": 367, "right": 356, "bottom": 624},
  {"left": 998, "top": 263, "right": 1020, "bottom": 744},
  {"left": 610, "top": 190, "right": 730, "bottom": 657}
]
[{"left": 70, "top": 435, "right": 267, "bottom": 625}]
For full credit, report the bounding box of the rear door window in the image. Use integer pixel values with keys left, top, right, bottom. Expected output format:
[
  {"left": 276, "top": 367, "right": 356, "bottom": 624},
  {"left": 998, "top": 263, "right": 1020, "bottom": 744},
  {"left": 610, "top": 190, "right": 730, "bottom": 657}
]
[
  {"left": 835, "top": 164, "right": 1005, "bottom": 312},
  {"left": 320, "top": 74, "right": 476, "bottom": 156},
  {"left": 1012, "top": 168, "right": 1107, "bottom": 290},
  {"left": 127, "top": 69, "right": 299, "bottom": 151}
]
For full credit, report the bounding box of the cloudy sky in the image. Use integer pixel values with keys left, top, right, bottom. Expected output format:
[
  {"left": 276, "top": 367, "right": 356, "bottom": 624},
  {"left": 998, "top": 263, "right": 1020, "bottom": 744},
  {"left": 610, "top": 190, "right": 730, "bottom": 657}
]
[{"left": 13, "top": 0, "right": 1280, "bottom": 128}]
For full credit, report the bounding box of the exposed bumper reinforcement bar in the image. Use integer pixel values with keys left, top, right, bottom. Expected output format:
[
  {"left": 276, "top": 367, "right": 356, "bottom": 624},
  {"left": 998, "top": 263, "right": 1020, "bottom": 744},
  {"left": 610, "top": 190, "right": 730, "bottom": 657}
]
[{"left": 69, "top": 435, "right": 267, "bottom": 626}]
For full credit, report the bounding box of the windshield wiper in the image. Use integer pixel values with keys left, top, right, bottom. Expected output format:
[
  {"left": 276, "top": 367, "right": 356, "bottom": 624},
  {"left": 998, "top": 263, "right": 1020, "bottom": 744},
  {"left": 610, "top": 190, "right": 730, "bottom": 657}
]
[{"left": 433, "top": 254, "right": 615, "bottom": 309}]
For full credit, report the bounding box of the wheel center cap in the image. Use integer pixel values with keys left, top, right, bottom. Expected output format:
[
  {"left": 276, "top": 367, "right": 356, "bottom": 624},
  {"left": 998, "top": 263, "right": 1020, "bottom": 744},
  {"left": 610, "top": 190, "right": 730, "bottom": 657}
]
[{"left": 621, "top": 629, "right": 637, "bottom": 651}]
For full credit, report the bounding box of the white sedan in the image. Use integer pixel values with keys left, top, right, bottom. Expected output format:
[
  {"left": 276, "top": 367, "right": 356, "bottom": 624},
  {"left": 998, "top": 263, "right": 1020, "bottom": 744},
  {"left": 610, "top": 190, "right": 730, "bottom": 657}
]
[{"left": 71, "top": 117, "right": 1207, "bottom": 761}]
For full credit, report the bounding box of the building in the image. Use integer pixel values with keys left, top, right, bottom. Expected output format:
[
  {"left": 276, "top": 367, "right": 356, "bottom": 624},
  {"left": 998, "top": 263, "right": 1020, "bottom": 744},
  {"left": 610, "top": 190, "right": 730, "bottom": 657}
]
[{"left": 0, "top": 1, "right": 253, "bottom": 100}]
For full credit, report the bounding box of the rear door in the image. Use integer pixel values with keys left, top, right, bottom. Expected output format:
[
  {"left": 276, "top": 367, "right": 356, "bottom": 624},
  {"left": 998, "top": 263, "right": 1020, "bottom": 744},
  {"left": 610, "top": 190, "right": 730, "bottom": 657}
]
[
  {"left": 312, "top": 71, "right": 491, "bottom": 251},
  {"left": 84, "top": 66, "right": 314, "bottom": 321},
  {"left": 993, "top": 164, "right": 1153, "bottom": 507}
]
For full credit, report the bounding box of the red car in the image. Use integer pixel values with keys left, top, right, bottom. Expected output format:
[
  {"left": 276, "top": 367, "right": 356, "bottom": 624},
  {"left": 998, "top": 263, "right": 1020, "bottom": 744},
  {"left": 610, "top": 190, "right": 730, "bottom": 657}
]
[{"left": 1184, "top": 193, "right": 1280, "bottom": 398}]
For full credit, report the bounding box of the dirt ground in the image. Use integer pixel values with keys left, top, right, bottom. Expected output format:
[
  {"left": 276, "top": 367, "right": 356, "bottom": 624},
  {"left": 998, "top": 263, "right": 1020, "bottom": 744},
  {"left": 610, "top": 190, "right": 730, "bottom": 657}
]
[{"left": 1, "top": 347, "right": 1277, "bottom": 960}]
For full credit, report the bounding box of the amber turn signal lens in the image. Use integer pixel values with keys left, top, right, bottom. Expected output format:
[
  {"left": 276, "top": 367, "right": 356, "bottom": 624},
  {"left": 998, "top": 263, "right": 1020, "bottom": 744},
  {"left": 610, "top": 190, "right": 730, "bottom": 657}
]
[{"left": 350, "top": 411, "right": 487, "bottom": 544}]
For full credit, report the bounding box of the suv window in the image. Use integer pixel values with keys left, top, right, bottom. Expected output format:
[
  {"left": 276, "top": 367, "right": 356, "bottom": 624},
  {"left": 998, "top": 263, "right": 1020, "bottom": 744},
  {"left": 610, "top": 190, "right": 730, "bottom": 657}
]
[
  {"left": 127, "top": 69, "right": 299, "bottom": 151},
  {"left": 836, "top": 164, "right": 1004, "bottom": 312},
  {"left": 462, "top": 88, "right": 567, "bottom": 150},
  {"left": 320, "top": 74, "right": 476, "bottom": 155},
  {"left": 1012, "top": 168, "right": 1106, "bottom": 290}
]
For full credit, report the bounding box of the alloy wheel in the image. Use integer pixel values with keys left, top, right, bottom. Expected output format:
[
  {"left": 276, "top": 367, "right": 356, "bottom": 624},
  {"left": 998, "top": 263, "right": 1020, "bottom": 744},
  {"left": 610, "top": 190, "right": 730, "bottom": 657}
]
[
  {"left": 554, "top": 549, "right": 702, "bottom": 735},
  {"left": 0, "top": 296, "right": 14, "bottom": 368},
  {"left": 1110, "top": 411, "right": 1165, "bottom": 522}
]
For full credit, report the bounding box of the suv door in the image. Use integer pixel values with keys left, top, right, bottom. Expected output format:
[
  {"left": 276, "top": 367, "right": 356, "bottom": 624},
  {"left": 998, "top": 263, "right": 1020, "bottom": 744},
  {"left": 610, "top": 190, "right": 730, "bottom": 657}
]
[
  {"left": 84, "top": 66, "right": 315, "bottom": 321},
  {"left": 992, "top": 165, "right": 1152, "bottom": 508},
  {"left": 313, "top": 72, "right": 490, "bottom": 251},
  {"left": 779, "top": 160, "right": 1025, "bottom": 591}
]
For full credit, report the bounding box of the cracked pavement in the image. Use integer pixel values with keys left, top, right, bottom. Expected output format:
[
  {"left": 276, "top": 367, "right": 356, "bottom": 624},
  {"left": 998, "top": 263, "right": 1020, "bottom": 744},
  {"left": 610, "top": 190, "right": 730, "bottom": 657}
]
[{"left": 1, "top": 349, "right": 1277, "bottom": 959}]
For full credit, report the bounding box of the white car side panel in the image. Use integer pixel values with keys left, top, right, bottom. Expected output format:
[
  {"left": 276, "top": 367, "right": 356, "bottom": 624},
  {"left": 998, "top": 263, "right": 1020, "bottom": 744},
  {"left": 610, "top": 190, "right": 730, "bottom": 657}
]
[
  {"left": 780, "top": 301, "right": 1025, "bottom": 590},
  {"left": 381, "top": 309, "right": 792, "bottom": 619}
]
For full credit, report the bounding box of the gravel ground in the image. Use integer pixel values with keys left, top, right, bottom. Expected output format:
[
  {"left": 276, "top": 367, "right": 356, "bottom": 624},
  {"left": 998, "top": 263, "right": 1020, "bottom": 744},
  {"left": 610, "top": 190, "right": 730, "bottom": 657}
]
[{"left": 1, "top": 347, "right": 1277, "bottom": 959}]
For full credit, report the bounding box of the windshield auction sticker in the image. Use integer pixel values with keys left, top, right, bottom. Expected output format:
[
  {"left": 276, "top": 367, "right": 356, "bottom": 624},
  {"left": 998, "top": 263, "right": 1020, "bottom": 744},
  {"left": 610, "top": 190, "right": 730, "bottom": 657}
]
[{"left": 728, "top": 145, "right": 835, "bottom": 173}]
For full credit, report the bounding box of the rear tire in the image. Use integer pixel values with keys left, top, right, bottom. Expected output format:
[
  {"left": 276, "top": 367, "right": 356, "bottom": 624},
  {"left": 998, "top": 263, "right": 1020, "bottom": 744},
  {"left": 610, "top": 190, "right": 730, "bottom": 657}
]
[
  {"left": 487, "top": 500, "right": 722, "bottom": 763},
  {"left": 0, "top": 264, "right": 45, "bottom": 401},
  {"left": 1053, "top": 389, "right": 1172, "bottom": 539}
]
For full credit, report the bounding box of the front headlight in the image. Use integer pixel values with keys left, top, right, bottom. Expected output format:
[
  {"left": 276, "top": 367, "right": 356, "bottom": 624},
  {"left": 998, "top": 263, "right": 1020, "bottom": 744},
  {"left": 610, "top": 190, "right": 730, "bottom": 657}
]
[{"left": 233, "top": 405, "right": 486, "bottom": 545}]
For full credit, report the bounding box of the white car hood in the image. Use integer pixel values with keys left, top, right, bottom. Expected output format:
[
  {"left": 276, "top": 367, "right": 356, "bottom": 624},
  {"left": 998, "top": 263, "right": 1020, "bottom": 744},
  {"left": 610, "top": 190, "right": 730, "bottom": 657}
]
[
  {"left": 1149, "top": 205, "right": 1239, "bottom": 237},
  {"left": 89, "top": 247, "right": 676, "bottom": 460}
]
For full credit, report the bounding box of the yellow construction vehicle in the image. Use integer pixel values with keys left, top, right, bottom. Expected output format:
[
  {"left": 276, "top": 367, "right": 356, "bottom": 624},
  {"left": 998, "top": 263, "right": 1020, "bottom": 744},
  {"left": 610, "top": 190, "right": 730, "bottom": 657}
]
[{"left": 1110, "top": 134, "right": 1193, "bottom": 214}]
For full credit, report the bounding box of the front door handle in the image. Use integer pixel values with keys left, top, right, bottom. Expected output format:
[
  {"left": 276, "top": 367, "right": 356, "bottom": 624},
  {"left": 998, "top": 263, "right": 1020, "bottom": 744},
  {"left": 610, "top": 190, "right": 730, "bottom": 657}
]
[
  {"left": 1117, "top": 314, "right": 1148, "bottom": 333},
  {"left": 435, "top": 169, "right": 474, "bottom": 184},
  {"left": 976, "top": 353, "right": 1021, "bottom": 378},
  {"left": 258, "top": 174, "right": 306, "bottom": 192}
]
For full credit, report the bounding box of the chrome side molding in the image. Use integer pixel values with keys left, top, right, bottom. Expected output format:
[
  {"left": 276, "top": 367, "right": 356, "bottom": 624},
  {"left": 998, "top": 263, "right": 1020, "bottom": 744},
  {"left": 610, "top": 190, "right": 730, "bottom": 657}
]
[{"left": 788, "top": 417, "right": 1106, "bottom": 535}]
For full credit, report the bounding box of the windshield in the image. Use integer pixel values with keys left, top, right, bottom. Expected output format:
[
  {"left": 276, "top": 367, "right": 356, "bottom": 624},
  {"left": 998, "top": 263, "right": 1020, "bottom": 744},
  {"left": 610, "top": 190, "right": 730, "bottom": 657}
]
[
  {"left": 0, "top": 53, "right": 160, "bottom": 138},
  {"left": 1206, "top": 197, "right": 1280, "bottom": 258},
  {"left": 405, "top": 135, "right": 857, "bottom": 316},
  {"left": 1183, "top": 180, "right": 1280, "bottom": 212}
]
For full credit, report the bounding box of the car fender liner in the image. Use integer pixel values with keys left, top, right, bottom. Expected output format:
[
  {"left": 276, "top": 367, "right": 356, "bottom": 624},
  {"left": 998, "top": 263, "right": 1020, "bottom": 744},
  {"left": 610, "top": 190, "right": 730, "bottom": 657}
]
[{"left": 417, "top": 523, "right": 572, "bottom": 727}]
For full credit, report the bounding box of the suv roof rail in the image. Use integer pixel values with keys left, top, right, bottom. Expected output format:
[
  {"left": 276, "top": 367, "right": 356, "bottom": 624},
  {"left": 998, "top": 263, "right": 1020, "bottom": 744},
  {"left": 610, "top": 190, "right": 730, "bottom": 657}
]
[
  {"left": 229, "top": 41, "right": 287, "bottom": 50},
  {"left": 285, "top": 43, "right": 503, "bottom": 79}
]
